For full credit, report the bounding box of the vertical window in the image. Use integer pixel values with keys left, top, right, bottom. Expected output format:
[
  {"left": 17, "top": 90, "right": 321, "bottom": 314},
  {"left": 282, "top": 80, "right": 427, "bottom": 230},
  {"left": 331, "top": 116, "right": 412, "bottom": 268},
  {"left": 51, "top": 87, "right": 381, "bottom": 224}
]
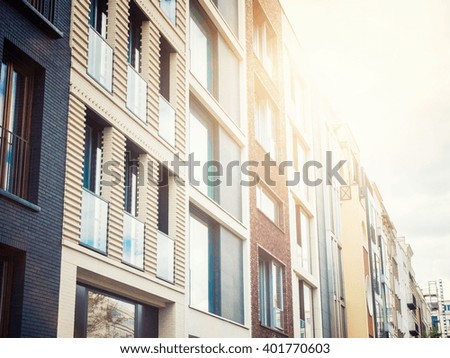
[
  {"left": 83, "top": 123, "right": 102, "bottom": 195},
  {"left": 253, "top": 19, "right": 275, "bottom": 77},
  {"left": 299, "top": 281, "right": 314, "bottom": 337},
  {"left": 80, "top": 120, "right": 108, "bottom": 253},
  {"left": 189, "top": 212, "right": 244, "bottom": 324},
  {"left": 259, "top": 254, "right": 284, "bottom": 330},
  {"left": 255, "top": 96, "right": 276, "bottom": 159},
  {"left": 89, "top": 0, "right": 108, "bottom": 37},
  {"left": 74, "top": 285, "right": 158, "bottom": 338},
  {"left": 157, "top": 165, "right": 169, "bottom": 235},
  {"left": 190, "top": 5, "right": 214, "bottom": 92},
  {"left": 128, "top": 3, "right": 143, "bottom": 73},
  {"left": 256, "top": 186, "right": 279, "bottom": 225},
  {"left": 189, "top": 107, "right": 216, "bottom": 199},
  {"left": 123, "top": 147, "right": 144, "bottom": 269},
  {"left": 0, "top": 60, "right": 34, "bottom": 200},
  {"left": 296, "top": 205, "right": 312, "bottom": 272},
  {"left": 213, "top": 0, "right": 238, "bottom": 36}
]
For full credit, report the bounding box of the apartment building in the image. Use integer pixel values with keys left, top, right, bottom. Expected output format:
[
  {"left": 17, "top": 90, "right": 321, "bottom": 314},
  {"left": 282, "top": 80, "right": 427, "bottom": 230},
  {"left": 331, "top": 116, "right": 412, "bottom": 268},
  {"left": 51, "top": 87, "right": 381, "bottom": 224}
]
[
  {"left": 313, "top": 106, "right": 347, "bottom": 338},
  {"left": 186, "top": 0, "right": 250, "bottom": 338},
  {"left": 57, "top": 0, "right": 188, "bottom": 337},
  {"left": 441, "top": 299, "right": 450, "bottom": 337},
  {"left": 282, "top": 13, "right": 323, "bottom": 339},
  {"left": 0, "top": 0, "right": 71, "bottom": 337}
]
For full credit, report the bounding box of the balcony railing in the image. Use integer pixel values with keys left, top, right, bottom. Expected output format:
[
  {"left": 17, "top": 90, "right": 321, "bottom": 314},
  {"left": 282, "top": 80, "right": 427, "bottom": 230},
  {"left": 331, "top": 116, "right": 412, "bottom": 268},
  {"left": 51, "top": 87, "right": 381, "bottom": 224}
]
[
  {"left": 0, "top": 127, "right": 30, "bottom": 199},
  {"left": 88, "top": 26, "right": 113, "bottom": 92},
  {"left": 127, "top": 65, "right": 147, "bottom": 122},
  {"left": 160, "top": 0, "right": 176, "bottom": 25},
  {"left": 25, "top": 0, "right": 56, "bottom": 23},
  {"left": 80, "top": 188, "right": 108, "bottom": 253},
  {"left": 122, "top": 211, "right": 145, "bottom": 269},
  {"left": 156, "top": 230, "right": 174, "bottom": 283},
  {"left": 159, "top": 95, "right": 176, "bottom": 147}
]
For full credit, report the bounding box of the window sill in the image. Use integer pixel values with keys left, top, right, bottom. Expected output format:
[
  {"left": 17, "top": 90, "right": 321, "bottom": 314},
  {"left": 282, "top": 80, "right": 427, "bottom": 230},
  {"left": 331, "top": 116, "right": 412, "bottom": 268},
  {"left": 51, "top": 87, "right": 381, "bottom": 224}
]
[
  {"left": 189, "top": 306, "right": 248, "bottom": 330},
  {"left": 15, "top": 0, "right": 64, "bottom": 38},
  {"left": 0, "top": 189, "right": 41, "bottom": 212},
  {"left": 259, "top": 323, "right": 289, "bottom": 337}
]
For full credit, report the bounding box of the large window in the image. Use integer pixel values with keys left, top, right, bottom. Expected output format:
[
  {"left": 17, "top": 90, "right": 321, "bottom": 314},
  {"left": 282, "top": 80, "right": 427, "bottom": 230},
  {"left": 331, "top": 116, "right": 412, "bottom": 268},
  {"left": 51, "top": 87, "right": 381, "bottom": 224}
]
[
  {"left": 160, "top": 0, "right": 176, "bottom": 25},
  {"left": 80, "top": 120, "right": 108, "bottom": 253},
  {"left": 256, "top": 186, "right": 279, "bottom": 225},
  {"left": 296, "top": 205, "right": 312, "bottom": 272},
  {"left": 123, "top": 148, "right": 144, "bottom": 269},
  {"left": 259, "top": 254, "right": 284, "bottom": 330},
  {"left": 74, "top": 285, "right": 158, "bottom": 338},
  {"left": 0, "top": 59, "right": 34, "bottom": 200},
  {"left": 253, "top": 17, "right": 275, "bottom": 77},
  {"left": 255, "top": 96, "right": 276, "bottom": 159},
  {"left": 189, "top": 211, "right": 244, "bottom": 324},
  {"left": 190, "top": 5, "right": 214, "bottom": 92},
  {"left": 299, "top": 281, "right": 314, "bottom": 338}
]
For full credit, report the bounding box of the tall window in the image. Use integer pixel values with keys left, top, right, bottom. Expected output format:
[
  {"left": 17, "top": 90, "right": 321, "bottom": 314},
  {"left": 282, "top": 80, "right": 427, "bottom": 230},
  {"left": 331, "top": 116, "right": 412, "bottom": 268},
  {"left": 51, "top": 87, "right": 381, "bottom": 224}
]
[
  {"left": 296, "top": 205, "right": 312, "bottom": 272},
  {"left": 255, "top": 96, "right": 276, "bottom": 159},
  {"left": 256, "top": 186, "right": 279, "bottom": 225},
  {"left": 0, "top": 60, "right": 34, "bottom": 200},
  {"left": 160, "top": 0, "right": 176, "bottom": 25},
  {"left": 189, "top": 211, "right": 244, "bottom": 324},
  {"left": 190, "top": 4, "right": 214, "bottom": 92},
  {"left": 124, "top": 150, "right": 138, "bottom": 216},
  {"left": 299, "top": 281, "right": 314, "bottom": 337},
  {"left": 259, "top": 254, "right": 284, "bottom": 330},
  {"left": 89, "top": 0, "right": 108, "bottom": 37},
  {"left": 253, "top": 17, "right": 275, "bottom": 77},
  {"left": 128, "top": 4, "right": 143, "bottom": 73},
  {"left": 157, "top": 165, "right": 169, "bottom": 235},
  {"left": 83, "top": 123, "right": 102, "bottom": 194}
]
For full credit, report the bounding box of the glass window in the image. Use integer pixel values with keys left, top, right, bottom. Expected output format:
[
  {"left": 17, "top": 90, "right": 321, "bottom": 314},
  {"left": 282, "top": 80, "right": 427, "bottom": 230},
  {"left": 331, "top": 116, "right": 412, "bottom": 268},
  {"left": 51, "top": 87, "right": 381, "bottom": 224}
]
[
  {"left": 189, "top": 212, "right": 244, "bottom": 324},
  {"left": 299, "top": 281, "right": 314, "bottom": 338},
  {"left": 160, "top": 0, "right": 176, "bottom": 25},
  {"left": 190, "top": 8, "right": 213, "bottom": 92},
  {"left": 74, "top": 285, "right": 159, "bottom": 338},
  {"left": 124, "top": 150, "right": 138, "bottom": 216},
  {"left": 0, "top": 60, "right": 34, "bottom": 200},
  {"left": 89, "top": 0, "right": 108, "bottom": 37},
  {"left": 253, "top": 20, "right": 275, "bottom": 76},
  {"left": 296, "top": 205, "right": 311, "bottom": 272},
  {"left": 128, "top": 4, "right": 143, "bottom": 73},
  {"left": 259, "top": 255, "right": 284, "bottom": 330},
  {"left": 256, "top": 186, "right": 279, "bottom": 225},
  {"left": 83, "top": 124, "right": 102, "bottom": 195},
  {"left": 255, "top": 97, "right": 276, "bottom": 159},
  {"left": 213, "top": 0, "right": 238, "bottom": 36}
]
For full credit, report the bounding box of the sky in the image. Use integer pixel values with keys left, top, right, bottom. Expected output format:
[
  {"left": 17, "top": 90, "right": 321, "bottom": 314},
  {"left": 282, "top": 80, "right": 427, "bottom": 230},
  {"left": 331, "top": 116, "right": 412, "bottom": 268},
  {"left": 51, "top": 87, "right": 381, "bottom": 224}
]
[{"left": 282, "top": 0, "right": 450, "bottom": 298}]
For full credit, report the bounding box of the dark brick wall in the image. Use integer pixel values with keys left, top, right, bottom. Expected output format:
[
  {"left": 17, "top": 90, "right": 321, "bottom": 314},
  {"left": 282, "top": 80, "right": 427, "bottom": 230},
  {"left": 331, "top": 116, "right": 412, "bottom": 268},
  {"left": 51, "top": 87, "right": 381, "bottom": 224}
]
[
  {"left": 0, "top": 0, "right": 71, "bottom": 337},
  {"left": 247, "top": 0, "right": 294, "bottom": 338}
]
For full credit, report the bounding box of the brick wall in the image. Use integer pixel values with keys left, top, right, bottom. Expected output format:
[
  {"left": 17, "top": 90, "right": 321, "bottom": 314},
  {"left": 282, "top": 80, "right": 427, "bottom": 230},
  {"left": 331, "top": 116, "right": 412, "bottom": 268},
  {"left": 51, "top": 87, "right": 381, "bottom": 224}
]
[{"left": 0, "top": 0, "right": 71, "bottom": 337}]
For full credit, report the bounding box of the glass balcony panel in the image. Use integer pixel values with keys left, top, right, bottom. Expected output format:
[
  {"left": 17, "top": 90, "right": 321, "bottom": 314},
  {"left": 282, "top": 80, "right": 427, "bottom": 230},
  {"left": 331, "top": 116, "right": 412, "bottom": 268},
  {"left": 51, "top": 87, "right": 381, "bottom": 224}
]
[
  {"left": 127, "top": 65, "right": 147, "bottom": 122},
  {"left": 88, "top": 26, "right": 113, "bottom": 92},
  {"left": 157, "top": 230, "right": 174, "bottom": 283},
  {"left": 80, "top": 188, "right": 108, "bottom": 253},
  {"left": 160, "top": 0, "right": 176, "bottom": 25},
  {"left": 159, "top": 95, "right": 176, "bottom": 147},
  {"left": 122, "top": 211, "right": 145, "bottom": 269}
]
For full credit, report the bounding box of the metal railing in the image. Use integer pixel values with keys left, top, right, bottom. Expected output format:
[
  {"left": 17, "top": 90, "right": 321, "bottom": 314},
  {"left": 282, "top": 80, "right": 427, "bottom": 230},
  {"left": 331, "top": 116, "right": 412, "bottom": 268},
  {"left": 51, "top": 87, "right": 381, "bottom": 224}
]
[
  {"left": 88, "top": 26, "right": 113, "bottom": 92},
  {"left": 122, "top": 211, "right": 145, "bottom": 269},
  {"left": 126, "top": 65, "right": 147, "bottom": 122},
  {"left": 26, "top": 0, "right": 56, "bottom": 23},
  {"left": 159, "top": 95, "right": 176, "bottom": 147},
  {"left": 156, "top": 230, "right": 174, "bottom": 283},
  {"left": 0, "top": 127, "right": 30, "bottom": 199},
  {"left": 80, "top": 188, "right": 108, "bottom": 253}
]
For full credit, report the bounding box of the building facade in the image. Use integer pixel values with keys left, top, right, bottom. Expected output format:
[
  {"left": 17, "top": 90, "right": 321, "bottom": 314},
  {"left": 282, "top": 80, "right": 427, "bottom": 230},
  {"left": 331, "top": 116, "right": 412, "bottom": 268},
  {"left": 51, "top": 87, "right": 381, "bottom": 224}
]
[
  {"left": 57, "top": 0, "right": 188, "bottom": 337},
  {"left": 0, "top": 0, "right": 71, "bottom": 337}
]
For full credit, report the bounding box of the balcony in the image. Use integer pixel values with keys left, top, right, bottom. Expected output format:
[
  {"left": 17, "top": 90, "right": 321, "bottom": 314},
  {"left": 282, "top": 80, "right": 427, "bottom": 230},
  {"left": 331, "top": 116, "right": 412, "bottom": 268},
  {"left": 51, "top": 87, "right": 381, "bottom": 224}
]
[
  {"left": 409, "top": 323, "right": 419, "bottom": 337},
  {"left": 160, "top": 0, "right": 176, "bottom": 25},
  {"left": 80, "top": 188, "right": 108, "bottom": 253},
  {"left": 407, "top": 295, "right": 417, "bottom": 310},
  {"left": 122, "top": 211, "right": 145, "bottom": 269},
  {"left": 88, "top": 26, "right": 113, "bottom": 92},
  {"left": 156, "top": 230, "right": 174, "bottom": 283},
  {"left": 127, "top": 65, "right": 147, "bottom": 122},
  {"left": 25, "top": 0, "right": 56, "bottom": 23},
  {"left": 159, "top": 95, "right": 176, "bottom": 147}
]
